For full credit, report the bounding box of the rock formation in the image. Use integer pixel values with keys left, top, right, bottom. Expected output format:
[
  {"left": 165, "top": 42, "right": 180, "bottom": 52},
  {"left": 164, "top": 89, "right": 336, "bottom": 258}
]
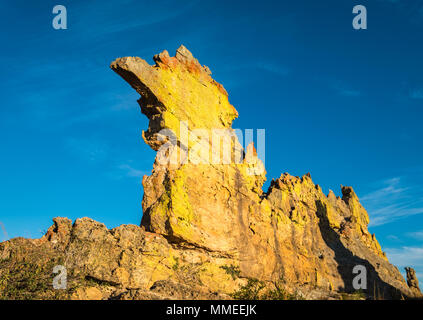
[
  {"left": 405, "top": 267, "right": 420, "bottom": 294},
  {"left": 0, "top": 46, "right": 421, "bottom": 300}
]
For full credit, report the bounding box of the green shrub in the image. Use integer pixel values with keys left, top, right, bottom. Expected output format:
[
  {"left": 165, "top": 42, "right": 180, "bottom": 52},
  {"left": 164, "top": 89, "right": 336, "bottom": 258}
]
[
  {"left": 231, "top": 277, "right": 303, "bottom": 300},
  {"left": 220, "top": 264, "right": 241, "bottom": 280},
  {"left": 231, "top": 278, "right": 266, "bottom": 300}
]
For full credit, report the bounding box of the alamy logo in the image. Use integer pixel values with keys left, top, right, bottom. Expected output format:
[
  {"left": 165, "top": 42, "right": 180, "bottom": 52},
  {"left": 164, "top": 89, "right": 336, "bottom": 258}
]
[
  {"left": 352, "top": 5, "right": 367, "bottom": 30},
  {"left": 154, "top": 120, "right": 265, "bottom": 176},
  {"left": 352, "top": 265, "right": 367, "bottom": 290},
  {"left": 52, "top": 5, "right": 67, "bottom": 30},
  {"left": 52, "top": 265, "right": 67, "bottom": 289}
]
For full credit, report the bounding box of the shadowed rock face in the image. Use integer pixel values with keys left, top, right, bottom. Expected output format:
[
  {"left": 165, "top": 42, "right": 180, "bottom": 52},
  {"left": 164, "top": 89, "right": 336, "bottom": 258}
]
[
  {"left": 0, "top": 46, "right": 421, "bottom": 300},
  {"left": 406, "top": 267, "right": 420, "bottom": 294}
]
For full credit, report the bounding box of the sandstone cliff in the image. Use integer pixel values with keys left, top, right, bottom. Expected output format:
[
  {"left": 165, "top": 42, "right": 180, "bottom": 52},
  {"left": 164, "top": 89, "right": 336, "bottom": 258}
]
[{"left": 0, "top": 46, "right": 421, "bottom": 300}]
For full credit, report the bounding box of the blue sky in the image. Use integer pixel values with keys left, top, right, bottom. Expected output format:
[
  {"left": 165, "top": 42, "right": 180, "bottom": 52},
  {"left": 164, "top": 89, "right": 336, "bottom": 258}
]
[{"left": 0, "top": 0, "right": 422, "bottom": 283}]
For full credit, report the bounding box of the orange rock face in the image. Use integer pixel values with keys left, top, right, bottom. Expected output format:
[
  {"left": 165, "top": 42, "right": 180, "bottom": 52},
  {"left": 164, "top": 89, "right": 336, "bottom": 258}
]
[
  {"left": 110, "top": 46, "right": 420, "bottom": 299},
  {"left": 0, "top": 46, "right": 421, "bottom": 300}
]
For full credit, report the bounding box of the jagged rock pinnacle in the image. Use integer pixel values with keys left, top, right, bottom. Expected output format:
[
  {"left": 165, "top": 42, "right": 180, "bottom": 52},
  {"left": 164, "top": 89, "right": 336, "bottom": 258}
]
[{"left": 0, "top": 46, "right": 421, "bottom": 300}]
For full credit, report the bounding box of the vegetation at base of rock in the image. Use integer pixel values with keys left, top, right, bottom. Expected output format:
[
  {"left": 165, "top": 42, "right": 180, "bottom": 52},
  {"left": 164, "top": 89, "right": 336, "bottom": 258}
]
[
  {"left": 172, "top": 257, "right": 180, "bottom": 271},
  {"left": 340, "top": 290, "right": 366, "bottom": 300},
  {"left": 231, "top": 278, "right": 302, "bottom": 300},
  {"left": 231, "top": 279, "right": 265, "bottom": 300},
  {"left": 220, "top": 265, "right": 241, "bottom": 280},
  {"left": 0, "top": 257, "right": 71, "bottom": 300},
  {"left": 262, "top": 284, "right": 302, "bottom": 300}
]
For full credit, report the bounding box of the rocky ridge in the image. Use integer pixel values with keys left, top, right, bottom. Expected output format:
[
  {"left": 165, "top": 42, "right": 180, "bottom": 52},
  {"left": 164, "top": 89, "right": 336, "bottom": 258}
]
[{"left": 0, "top": 46, "right": 421, "bottom": 300}]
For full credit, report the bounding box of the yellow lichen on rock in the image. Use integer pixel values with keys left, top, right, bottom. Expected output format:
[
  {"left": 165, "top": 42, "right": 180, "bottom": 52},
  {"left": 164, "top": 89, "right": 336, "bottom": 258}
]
[
  {"left": 109, "top": 45, "right": 418, "bottom": 299},
  {"left": 0, "top": 45, "right": 419, "bottom": 301}
]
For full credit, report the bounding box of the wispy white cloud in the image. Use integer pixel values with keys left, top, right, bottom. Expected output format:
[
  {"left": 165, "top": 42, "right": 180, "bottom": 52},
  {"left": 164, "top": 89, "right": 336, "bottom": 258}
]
[
  {"left": 71, "top": 0, "right": 199, "bottom": 39},
  {"left": 0, "top": 222, "right": 8, "bottom": 241},
  {"left": 385, "top": 246, "right": 423, "bottom": 285},
  {"left": 361, "top": 177, "right": 423, "bottom": 226},
  {"left": 410, "top": 89, "right": 423, "bottom": 100},
  {"left": 66, "top": 137, "right": 109, "bottom": 162},
  {"left": 377, "top": 0, "right": 402, "bottom": 3},
  {"left": 331, "top": 82, "right": 361, "bottom": 97},
  {"left": 362, "top": 177, "right": 407, "bottom": 201},
  {"left": 220, "top": 61, "right": 290, "bottom": 77},
  {"left": 108, "top": 93, "right": 139, "bottom": 111},
  {"left": 118, "top": 164, "right": 146, "bottom": 178},
  {"left": 5, "top": 55, "right": 118, "bottom": 127},
  {"left": 407, "top": 231, "right": 423, "bottom": 241},
  {"left": 256, "top": 62, "right": 290, "bottom": 77},
  {"left": 214, "top": 60, "right": 290, "bottom": 89},
  {"left": 387, "top": 234, "right": 402, "bottom": 242}
]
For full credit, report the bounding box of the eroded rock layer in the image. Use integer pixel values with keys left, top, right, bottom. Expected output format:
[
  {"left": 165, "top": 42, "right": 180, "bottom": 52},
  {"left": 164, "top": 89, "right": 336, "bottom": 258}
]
[{"left": 0, "top": 46, "right": 421, "bottom": 300}]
